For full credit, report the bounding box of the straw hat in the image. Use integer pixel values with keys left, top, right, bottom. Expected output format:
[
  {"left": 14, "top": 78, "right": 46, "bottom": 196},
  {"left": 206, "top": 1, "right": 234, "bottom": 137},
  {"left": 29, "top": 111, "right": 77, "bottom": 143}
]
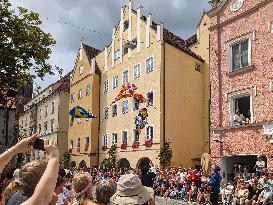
[{"left": 110, "top": 174, "right": 154, "bottom": 205}]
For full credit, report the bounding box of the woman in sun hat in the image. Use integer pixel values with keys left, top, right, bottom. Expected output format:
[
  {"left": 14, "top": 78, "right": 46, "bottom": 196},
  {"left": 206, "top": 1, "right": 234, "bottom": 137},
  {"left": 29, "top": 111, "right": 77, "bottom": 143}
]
[{"left": 110, "top": 174, "right": 155, "bottom": 205}]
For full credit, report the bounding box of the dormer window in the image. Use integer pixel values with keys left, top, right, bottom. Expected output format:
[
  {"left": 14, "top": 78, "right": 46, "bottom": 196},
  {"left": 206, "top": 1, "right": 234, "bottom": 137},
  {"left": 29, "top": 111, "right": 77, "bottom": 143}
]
[
  {"left": 124, "top": 20, "right": 129, "bottom": 31},
  {"left": 79, "top": 65, "right": 84, "bottom": 75}
]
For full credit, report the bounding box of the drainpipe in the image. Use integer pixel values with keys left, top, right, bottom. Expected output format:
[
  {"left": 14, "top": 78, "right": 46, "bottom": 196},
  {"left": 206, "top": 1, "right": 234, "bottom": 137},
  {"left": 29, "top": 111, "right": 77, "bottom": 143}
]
[{"left": 163, "top": 42, "right": 166, "bottom": 144}]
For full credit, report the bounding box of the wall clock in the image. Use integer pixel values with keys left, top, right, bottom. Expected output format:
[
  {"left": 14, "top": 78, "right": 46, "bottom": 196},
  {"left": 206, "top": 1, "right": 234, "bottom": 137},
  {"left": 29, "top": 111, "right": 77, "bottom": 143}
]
[{"left": 230, "top": 0, "right": 244, "bottom": 12}]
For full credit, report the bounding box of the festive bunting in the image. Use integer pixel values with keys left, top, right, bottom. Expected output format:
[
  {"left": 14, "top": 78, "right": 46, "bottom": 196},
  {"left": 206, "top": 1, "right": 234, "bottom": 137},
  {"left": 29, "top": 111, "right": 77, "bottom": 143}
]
[
  {"left": 69, "top": 106, "right": 96, "bottom": 118},
  {"left": 135, "top": 108, "right": 148, "bottom": 136}
]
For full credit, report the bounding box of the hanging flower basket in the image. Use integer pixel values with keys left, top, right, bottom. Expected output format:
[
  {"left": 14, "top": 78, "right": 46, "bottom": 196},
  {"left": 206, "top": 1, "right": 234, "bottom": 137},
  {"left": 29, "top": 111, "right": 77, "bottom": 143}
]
[
  {"left": 132, "top": 141, "right": 140, "bottom": 149},
  {"left": 77, "top": 147, "right": 80, "bottom": 152},
  {"left": 102, "top": 145, "right": 107, "bottom": 151},
  {"left": 121, "top": 143, "right": 127, "bottom": 150},
  {"left": 145, "top": 139, "right": 153, "bottom": 148}
]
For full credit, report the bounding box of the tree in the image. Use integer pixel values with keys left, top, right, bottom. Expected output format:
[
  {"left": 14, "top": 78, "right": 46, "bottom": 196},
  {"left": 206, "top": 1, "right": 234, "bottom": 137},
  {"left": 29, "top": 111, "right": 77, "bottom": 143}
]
[
  {"left": 79, "top": 160, "right": 86, "bottom": 168},
  {"left": 62, "top": 152, "right": 71, "bottom": 168},
  {"left": 0, "top": 0, "right": 58, "bottom": 92},
  {"left": 106, "top": 145, "right": 117, "bottom": 168},
  {"left": 158, "top": 142, "right": 173, "bottom": 167}
]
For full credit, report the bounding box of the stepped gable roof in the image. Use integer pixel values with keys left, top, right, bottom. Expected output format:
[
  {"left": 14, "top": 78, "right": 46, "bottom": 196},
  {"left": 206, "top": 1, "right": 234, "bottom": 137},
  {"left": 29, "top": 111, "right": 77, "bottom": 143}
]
[
  {"left": 131, "top": 9, "right": 203, "bottom": 61},
  {"left": 82, "top": 43, "right": 101, "bottom": 61},
  {"left": 185, "top": 34, "right": 198, "bottom": 47}
]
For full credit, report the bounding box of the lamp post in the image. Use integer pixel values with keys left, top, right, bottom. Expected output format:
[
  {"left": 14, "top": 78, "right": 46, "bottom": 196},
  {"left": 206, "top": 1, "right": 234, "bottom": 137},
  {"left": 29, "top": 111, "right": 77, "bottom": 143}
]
[{"left": 4, "top": 89, "right": 18, "bottom": 146}]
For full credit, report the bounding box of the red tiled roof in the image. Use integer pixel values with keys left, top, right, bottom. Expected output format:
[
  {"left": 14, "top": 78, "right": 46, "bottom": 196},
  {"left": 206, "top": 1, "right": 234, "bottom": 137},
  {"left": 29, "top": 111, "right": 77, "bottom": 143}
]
[
  {"left": 54, "top": 71, "right": 72, "bottom": 93},
  {"left": 163, "top": 29, "right": 204, "bottom": 62},
  {"left": 82, "top": 43, "right": 101, "bottom": 60},
  {"left": 185, "top": 34, "right": 198, "bottom": 47}
]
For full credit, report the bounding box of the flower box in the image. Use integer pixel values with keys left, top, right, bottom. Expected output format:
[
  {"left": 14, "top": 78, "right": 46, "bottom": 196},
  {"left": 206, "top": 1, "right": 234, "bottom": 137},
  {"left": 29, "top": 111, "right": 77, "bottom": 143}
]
[
  {"left": 84, "top": 145, "right": 89, "bottom": 152},
  {"left": 145, "top": 139, "right": 153, "bottom": 148},
  {"left": 69, "top": 148, "right": 72, "bottom": 153},
  {"left": 102, "top": 145, "right": 107, "bottom": 151},
  {"left": 121, "top": 143, "right": 127, "bottom": 150},
  {"left": 132, "top": 141, "right": 140, "bottom": 149},
  {"left": 77, "top": 147, "right": 80, "bottom": 152}
]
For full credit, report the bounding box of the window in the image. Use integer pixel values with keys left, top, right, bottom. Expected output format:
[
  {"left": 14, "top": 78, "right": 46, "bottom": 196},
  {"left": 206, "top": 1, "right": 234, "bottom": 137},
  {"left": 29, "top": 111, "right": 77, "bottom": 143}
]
[
  {"left": 230, "top": 39, "right": 250, "bottom": 71},
  {"left": 146, "top": 91, "right": 154, "bottom": 107},
  {"left": 132, "top": 129, "right": 139, "bottom": 142},
  {"left": 104, "top": 80, "right": 109, "bottom": 93},
  {"left": 112, "top": 133, "right": 117, "bottom": 145},
  {"left": 195, "top": 63, "right": 202, "bottom": 73},
  {"left": 122, "top": 100, "right": 128, "bottom": 114},
  {"left": 146, "top": 126, "right": 153, "bottom": 140},
  {"left": 77, "top": 138, "right": 80, "bottom": 148},
  {"left": 122, "top": 131, "right": 128, "bottom": 144},
  {"left": 85, "top": 137, "right": 90, "bottom": 151},
  {"left": 78, "top": 89, "right": 82, "bottom": 99},
  {"left": 50, "top": 120, "right": 54, "bottom": 133},
  {"left": 69, "top": 140, "right": 73, "bottom": 150},
  {"left": 86, "top": 84, "right": 91, "bottom": 96},
  {"left": 103, "top": 134, "right": 108, "bottom": 146},
  {"left": 39, "top": 109, "right": 42, "bottom": 120},
  {"left": 38, "top": 124, "right": 41, "bottom": 134},
  {"left": 133, "top": 98, "right": 140, "bottom": 111},
  {"left": 51, "top": 101, "right": 55, "bottom": 114},
  {"left": 79, "top": 65, "right": 84, "bottom": 75},
  {"left": 112, "top": 75, "right": 118, "bottom": 89},
  {"left": 71, "top": 94, "right": 75, "bottom": 103},
  {"left": 123, "top": 47, "right": 129, "bottom": 56},
  {"left": 134, "top": 64, "right": 141, "bottom": 79},
  {"left": 231, "top": 95, "right": 252, "bottom": 126},
  {"left": 122, "top": 70, "right": 129, "bottom": 84},
  {"left": 70, "top": 117, "right": 74, "bottom": 126},
  {"left": 112, "top": 104, "right": 117, "bottom": 117},
  {"left": 45, "top": 105, "right": 48, "bottom": 117},
  {"left": 114, "top": 50, "right": 121, "bottom": 60},
  {"left": 104, "top": 107, "right": 109, "bottom": 119},
  {"left": 124, "top": 20, "right": 129, "bottom": 31},
  {"left": 146, "top": 57, "right": 154, "bottom": 73},
  {"left": 131, "top": 38, "right": 137, "bottom": 50},
  {"left": 44, "top": 121, "right": 48, "bottom": 134}
]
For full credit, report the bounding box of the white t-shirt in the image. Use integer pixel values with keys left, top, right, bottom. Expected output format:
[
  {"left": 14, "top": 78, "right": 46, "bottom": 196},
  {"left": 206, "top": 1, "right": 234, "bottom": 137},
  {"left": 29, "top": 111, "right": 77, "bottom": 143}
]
[{"left": 234, "top": 114, "right": 244, "bottom": 125}]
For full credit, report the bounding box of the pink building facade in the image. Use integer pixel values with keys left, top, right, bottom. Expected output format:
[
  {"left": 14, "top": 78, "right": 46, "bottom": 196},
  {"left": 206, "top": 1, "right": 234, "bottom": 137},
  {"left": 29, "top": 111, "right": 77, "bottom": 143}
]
[{"left": 208, "top": 0, "right": 273, "bottom": 182}]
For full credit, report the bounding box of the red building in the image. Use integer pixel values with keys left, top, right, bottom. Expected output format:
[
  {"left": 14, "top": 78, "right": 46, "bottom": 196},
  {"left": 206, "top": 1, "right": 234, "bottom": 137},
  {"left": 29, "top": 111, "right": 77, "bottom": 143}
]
[{"left": 208, "top": 0, "right": 273, "bottom": 182}]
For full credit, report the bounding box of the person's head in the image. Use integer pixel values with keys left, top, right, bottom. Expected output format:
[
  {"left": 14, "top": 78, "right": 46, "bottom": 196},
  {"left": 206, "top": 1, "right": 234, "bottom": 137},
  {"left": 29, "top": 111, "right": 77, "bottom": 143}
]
[
  {"left": 110, "top": 174, "right": 154, "bottom": 205},
  {"left": 236, "top": 109, "right": 240, "bottom": 115},
  {"left": 72, "top": 172, "right": 93, "bottom": 200},
  {"left": 213, "top": 165, "right": 221, "bottom": 173},
  {"left": 96, "top": 179, "right": 116, "bottom": 204},
  {"left": 20, "top": 160, "right": 47, "bottom": 196}
]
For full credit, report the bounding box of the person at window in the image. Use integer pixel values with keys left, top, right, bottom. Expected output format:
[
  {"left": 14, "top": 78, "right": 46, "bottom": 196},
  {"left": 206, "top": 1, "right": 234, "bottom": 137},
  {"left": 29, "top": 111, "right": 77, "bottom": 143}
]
[
  {"left": 255, "top": 155, "right": 266, "bottom": 178},
  {"left": 234, "top": 109, "right": 249, "bottom": 125}
]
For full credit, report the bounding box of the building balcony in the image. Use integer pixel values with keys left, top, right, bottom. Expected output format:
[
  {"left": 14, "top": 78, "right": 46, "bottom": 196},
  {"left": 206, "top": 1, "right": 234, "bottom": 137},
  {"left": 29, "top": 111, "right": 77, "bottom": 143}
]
[{"left": 132, "top": 141, "right": 140, "bottom": 149}]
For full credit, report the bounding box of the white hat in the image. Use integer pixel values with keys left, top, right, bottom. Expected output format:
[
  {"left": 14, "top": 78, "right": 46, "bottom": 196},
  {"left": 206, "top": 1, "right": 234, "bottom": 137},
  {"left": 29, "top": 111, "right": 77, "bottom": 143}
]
[{"left": 110, "top": 174, "right": 154, "bottom": 205}]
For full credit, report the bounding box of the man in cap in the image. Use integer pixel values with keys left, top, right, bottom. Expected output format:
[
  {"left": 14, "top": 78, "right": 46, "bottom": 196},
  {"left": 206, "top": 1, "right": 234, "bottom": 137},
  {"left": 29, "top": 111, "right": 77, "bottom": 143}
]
[{"left": 208, "top": 165, "right": 222, "bottom": 205}]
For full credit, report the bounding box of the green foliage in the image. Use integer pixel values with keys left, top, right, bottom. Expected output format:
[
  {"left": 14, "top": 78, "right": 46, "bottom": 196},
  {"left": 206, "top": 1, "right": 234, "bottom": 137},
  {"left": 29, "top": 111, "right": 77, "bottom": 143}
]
[
  {"left": 70, "top": 161, "right": 76, "bottom": 168},
  {"left": 79, "top": 160, "right": 86, "bottom": 168},
  {"left": 158, "top": 142, "right": 173, "bottom": 167},
  {"left": 104, "top": 145, "right": 117, "bottom": 168},
  {"left": 0, "top": 0, "right": 58, "bottom": 92},
  {"left": 62, "top": 152, "right": 71, "bottom": 168}
]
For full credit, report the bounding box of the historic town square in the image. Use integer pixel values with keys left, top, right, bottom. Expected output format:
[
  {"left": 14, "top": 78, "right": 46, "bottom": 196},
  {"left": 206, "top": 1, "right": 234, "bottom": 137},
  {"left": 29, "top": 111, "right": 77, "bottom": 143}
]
[{"left": 1, "top": 0, "right": 273, "bottom": 204}]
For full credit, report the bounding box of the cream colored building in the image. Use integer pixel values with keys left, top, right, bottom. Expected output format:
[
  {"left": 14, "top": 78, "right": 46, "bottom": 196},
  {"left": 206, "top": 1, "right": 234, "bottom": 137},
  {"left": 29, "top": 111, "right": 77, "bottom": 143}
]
[
  {"left": 68, "top": 44, "right": 100, "bottom": 167},
  {"left": 68, "top": 1, "right": 210, "bottom": 168},
  {"left": 19, "top": 74, "right": 70, "bottom": 161}
]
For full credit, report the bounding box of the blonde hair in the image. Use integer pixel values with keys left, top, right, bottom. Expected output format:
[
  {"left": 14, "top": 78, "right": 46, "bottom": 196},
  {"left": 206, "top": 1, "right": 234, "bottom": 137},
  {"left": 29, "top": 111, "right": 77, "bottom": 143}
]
[
  {"left": 20, "top": 160, "right": 47, "bottom": 196},
  {"left": 4, "top": 180, "right": 20, "bottom": 198}
]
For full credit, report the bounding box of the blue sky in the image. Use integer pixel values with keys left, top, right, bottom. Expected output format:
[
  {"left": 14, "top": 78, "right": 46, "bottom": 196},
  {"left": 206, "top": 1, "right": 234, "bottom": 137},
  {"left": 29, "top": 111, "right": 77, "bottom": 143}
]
[{"left": 12, "top": 0, "right": 210, "bottom": 90}]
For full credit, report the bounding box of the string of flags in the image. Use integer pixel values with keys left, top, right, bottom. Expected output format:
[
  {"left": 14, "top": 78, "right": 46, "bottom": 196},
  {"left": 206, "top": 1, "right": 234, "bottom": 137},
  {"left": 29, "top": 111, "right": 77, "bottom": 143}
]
[{"left": 43, "top": 16, "right": 111, "bottom": 38}]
